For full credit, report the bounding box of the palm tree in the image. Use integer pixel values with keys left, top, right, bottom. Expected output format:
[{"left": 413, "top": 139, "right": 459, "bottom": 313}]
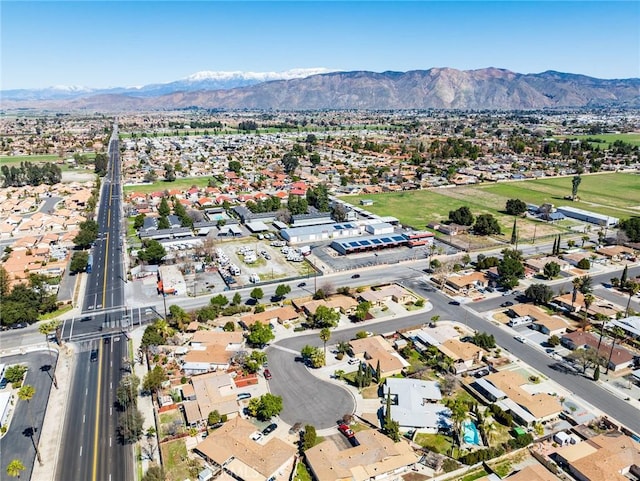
[
  {"left": 38, "top": 321, "right": 59, "bottom": 388},
  {"left": 319, "top": 328, "right": 331, "bottom": 365},
  {"left": 625, "top": 282, "right": 639, "bottom": 317},
  {"left": 579, "top": 275, "right": 593, "bottom": 295},
  {"left": 571, "top": 277, "right": 582, "bottom": 309},
  {"left": 17, "top": 385, "right": 42, "bottom": 465},
  {"left": 605, "top": 327, "right": 627, "bottom": 374},
  {"left": 482, "top": 418, "right": 498, "bottom": 446},
  {"left": 580, "top": 294, "right": 595, "bottom": 331},
  {"left": 6, "top": 459, "right": 25, "bottom": 479}
]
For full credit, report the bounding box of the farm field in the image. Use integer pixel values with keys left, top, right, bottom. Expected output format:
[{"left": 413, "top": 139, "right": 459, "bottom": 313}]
[{"left": 342, "top": 173, "right": 639, "bottom": 234}]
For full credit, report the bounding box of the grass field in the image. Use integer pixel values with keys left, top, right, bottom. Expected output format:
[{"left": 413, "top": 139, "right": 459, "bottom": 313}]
[
  {"left": 563, "top": 133, "right": 640, "bottom": 147},
  {"left": 414, "top": 433, "right": 453, "bottom": 454},
  {"left": 342, "top": 173, "right": 640, "bottom": 234},
  {"left": 160, "top": 439, "right": 191, "bottom": 481},
  {"left": 123, "top": 176, "right": 213, "bottom": 194},
  {"left": 0, "top": 154, "right": 61, "bottom": 166}
]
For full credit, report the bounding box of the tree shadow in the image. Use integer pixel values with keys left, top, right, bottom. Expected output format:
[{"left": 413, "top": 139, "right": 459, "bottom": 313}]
[{"left": 40, "top": 364, "right": 55, "bottom": 385}]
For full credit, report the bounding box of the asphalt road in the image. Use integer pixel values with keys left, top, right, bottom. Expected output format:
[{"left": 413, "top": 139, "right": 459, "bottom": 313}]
[
  {"left": 0, "top": 351, "right": 57, "bottom": 481},
  {"left": 268, "top": 266, "right": 640, "bottom": 434},
  {"left": 58, "top": 125, "right": 133, "bottom": 481},
  {"left": 266, "top": 345, "right": 355, "bottom": 429}
]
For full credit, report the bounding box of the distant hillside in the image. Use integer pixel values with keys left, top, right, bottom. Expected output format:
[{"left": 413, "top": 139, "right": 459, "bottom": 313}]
[{"left": 3, "top": 67, "right": 639, "bottom": 111}]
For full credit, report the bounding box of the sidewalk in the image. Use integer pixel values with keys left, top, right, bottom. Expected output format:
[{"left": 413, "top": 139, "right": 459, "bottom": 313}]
[{"left": 30, "top": 343, "right": 77, "bottom": 481}]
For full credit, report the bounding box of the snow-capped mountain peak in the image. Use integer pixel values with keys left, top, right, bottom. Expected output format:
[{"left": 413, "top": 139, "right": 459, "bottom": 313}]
[{"left": 183, "top": 68, "right": 335, "bottom": 82}]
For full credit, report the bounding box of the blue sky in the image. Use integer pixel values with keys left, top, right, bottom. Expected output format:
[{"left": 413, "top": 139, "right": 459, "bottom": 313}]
[{"left": 1, "top": 1, "right": 638, "bottom": 89}]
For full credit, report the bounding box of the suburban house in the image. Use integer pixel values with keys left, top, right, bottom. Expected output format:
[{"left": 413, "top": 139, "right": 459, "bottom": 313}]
[
  {"left": 437, "top": 339, "right": 485, "bottom": 373},
  {"left": 472, "top": 371, "right": 562, "bottom": 426},
  {"left": 181, "top": 331, "right": 245, "bottom": 375},
  {"left": 553, "top": 292, "right": 586, "bottom": 313},
  {"left": 610, "top": 316, "right": 640, "bottom": 341},
  {"left": 445, "top": 271, "right": 489, "bottom": 293},
  {"left": 194, "top": 416, "right": 296, "bottom": 481},
  {"left": 384, "top": 377, "right": 452, "bottom": 433},
  {"left": 357, "top": 284, "right": 416, "bottom": 307},
  {"left": 239, "top": 306, "right": 299, "bottom": 329},
  {"left": 524, "top": 256, "right": 571, "bottom": 275},
  {"left": 560, "top": 331, "right": 635, "bottom": 372},
  {"left": 596, "top": 246, "right": 637, "bottom": 262},
  {"left": 182, "top": 371, "right": 240, "bottom": 427},
  {"left": 349, "top": 336, "right": 409, "bottom": 377},
  {"left": 509, "top": 304, "right": 568, "bottom": 336},
  {"left": 553, "top": 432, "right": 640, "bottom": 481},
  {"left": 298, "top": 294, "right": 359, "bottom": 317},
  {"left": 305, "top": 429, "right": 420, "bottom": 481}
]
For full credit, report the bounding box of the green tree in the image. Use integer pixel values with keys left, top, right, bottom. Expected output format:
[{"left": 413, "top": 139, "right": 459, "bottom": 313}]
[
  {"left": 208, "top": 410, "right": 221, "bottom": 425},
  {"left": 143, "top": 366, "right": 166, "bottom": 395},
  {"left": 249, "top": 287, "right": 264, "bottom": 303},
  {"left": 577, "top": 258, "right": 591, "bottom": 270},
  {"left": 571, "top": 174, "right": 582, "bottom": 200},
  {"left": 158, "top": 197, "right": 171, "bottom": 217},
  {"left": 383, "top": 388, "right": 400, "bottom": 441},
  {"left": 116, "top": 374, "right": 140, "bottom": 409},
  {"left": 474, "top": 214, "right": 501, "bottom": 236},
  {"left": 619, "top": 217, "right": 640, "bottom": 242},
  {"left": 117, "top": 407, "right": 145, "bottom": 443},
  {"left": 70, "top": 251, "right": 89, "bottom": 274},
  {"left": 567, "top": 348, "right": 602, "bottom": 374},
  {"left": 319, "top": 328, "right": 331, "bottom": 365},
  {"left": 274, "top": 284, "right": 291, "bottom": 300},
  {"left": 543, "top": 261, "right": 560, "bottom": 279},
  {"left": 4, "top": 365, "right": 27, "bottom": 385},
  {"left": 548, "top": 335, "right": 560, "bottom": 347},
  {"left": 593, "top": 365, "right": 600, "bottom": 381},
  {"left": 302, "top": 425, "right": 317, "bottom": 451},
  {"left": 139, "top": 239, "right": 166, "bottom": 265},
  {"left": 253, "top": 393, "right": 283, "bottom": 421},
  {"left": 232, "top": 292, "right": 242, "bottom": 306},
  {"left": 0, "top": 265, "right": 10, "bottom": 298},
  {"left": 247, "top": 321, "right": 274, "bottom": 347},
  {"left": 133, "top": 213, "right": 146, "bottom": 230},
  {"left": 39, "top": 320, "right": 60, "bottom": 388},
  {"left": 497, "top": 249, "right": 524, "bottom": 289},
  {"left": 311, "top": 305, "right": 340, "bottom": 328},
  {"left": 6, "top": 459, "right": 25, "bottom": 479},
  {"left": 524, "top": 283, "right": 554, "bottom": 305},
  {"left": 505, "top": 198, "right": 527, "bottom": 216},
  {"left": 353, "top": 301, "right": 372, "bottom": 322},
  {"left": 448, "top": 206, "right": 474, "bottom": 226},
  {"left": 621, "top": 265, "right": 629, "bottom": 284},
  {"left": 18, "top": 384, "right": 42, "bottom": 465}
]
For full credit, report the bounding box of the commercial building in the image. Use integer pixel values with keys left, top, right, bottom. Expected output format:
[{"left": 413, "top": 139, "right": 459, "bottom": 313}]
[
  {"left": 280, "top": 222, "right": 361, "bottom": 244},
  {"left": 330, "top": 233, "right": 408, "bottom": 255},
  {"left": 557, "top": 206, "right": 619, "bottom": 227}
]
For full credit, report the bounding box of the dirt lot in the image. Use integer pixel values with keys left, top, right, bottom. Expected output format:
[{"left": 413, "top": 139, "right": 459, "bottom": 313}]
[{"left": 216, "top": 237, "right": 310, "bottom": 287}]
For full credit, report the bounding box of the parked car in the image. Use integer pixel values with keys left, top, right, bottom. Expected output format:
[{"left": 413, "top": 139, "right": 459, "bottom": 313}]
[
  {"left": 338, "top": 424, "right": 355, "bottom": 438},
  {"left": 351, "top": 274, "right": 361, "bottom": 279},
  {"left": 449, "top": 300, "right": 461, "bottom": 306},
  {"left": 264, "top": 369, "right": 272, "bottom": 380},
  {"left": 0, "top": 378, "right": 7, "bottom": 390},
  {"left": 347, "top": 358, "right": 360, "bottom": 365},
  {"left": 514, "top": 335, "right": 527, "bottom": 344},
  {"left": 237, "top": 392, "right": 252, "bottom": 400},
  {"left": 297, "top": 282, "right": 306, "bottom": 287},
  {"left": 262, "top": 423, "right": 278, "bottom": 436},
  {"left": 250, "top": 431, "right": 263, "bottom": 441},
  {"left": 10, "top": 322, "right": 27, "bottom": 330},
  {"left": 501, "top": 301, "right": 514, "bottom": 307}
]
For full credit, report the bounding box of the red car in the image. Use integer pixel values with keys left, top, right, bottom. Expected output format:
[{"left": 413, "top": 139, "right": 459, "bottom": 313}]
[
  {"left": 264, "top": 369, "right": 272, "bottom": 380},
  {"left": 338, "top": 424, "right": 355, "bottom": 438}
]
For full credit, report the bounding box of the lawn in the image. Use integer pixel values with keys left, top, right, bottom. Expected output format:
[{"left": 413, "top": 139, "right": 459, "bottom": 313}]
[
  {"left": 294, "top": 461, "right": 313, "bottom": 481},
  {"left": 341, "top": 173, "right": 640, "bottom": 233},
  {"left": 414, "top": 433, "right": 453, "bottom": 454},
  {"left": 160, "top": 439, "right": 192, "bottom": 481},
  {"left": 123, "top": 176, "right": 214, "bottom": 194}
]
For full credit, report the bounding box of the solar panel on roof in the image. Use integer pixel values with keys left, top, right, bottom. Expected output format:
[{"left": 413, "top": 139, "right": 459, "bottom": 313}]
[
  {"left": 392, "top": 235, "right": 405, "bottom": 241},
  {"left": 359, "top": 240, "right": 370, "bottom": 246},
  {"left": 371, "top": 238, "right": 382, "bottom": 244},
  {"left": 381, "top": 237, "right": 391, "bottom": 242},
  {"left": 349, "top": 242, "right": 359, "bottom": 247}
]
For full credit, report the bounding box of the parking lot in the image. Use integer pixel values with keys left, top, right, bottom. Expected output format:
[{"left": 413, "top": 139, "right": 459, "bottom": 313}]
[{"left": 215, "top": 237, "right": 311, "bottom": 288}]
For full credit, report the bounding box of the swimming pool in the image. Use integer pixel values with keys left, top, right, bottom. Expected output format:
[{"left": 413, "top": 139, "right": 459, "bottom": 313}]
[{"left": 462, "top": 420, "right": 480, "bottom": 445}]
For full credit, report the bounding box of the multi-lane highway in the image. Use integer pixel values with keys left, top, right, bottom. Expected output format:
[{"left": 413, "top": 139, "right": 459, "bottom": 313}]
[{"left": 57, "top": 123, "right": 132, "bottom": 481}]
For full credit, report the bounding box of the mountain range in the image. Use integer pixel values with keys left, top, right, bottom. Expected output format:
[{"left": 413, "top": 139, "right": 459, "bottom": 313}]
[{"left": 2, "top": 67, "right": 639, "bottom": 111}]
